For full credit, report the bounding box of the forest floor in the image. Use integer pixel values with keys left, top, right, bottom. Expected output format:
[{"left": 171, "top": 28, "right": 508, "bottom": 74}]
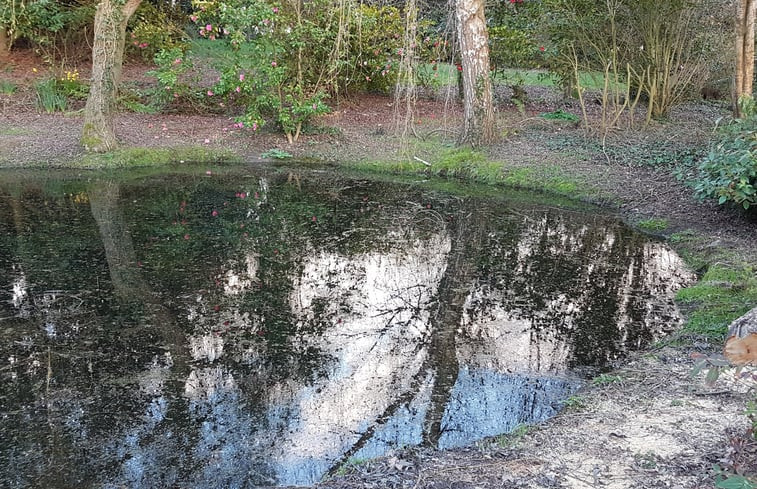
[{"left": 1, "top": 51, "right": 757, "bottom": 488}]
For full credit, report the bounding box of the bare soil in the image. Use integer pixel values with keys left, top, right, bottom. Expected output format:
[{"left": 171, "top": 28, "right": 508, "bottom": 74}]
[{"left": 2, "top": 51, "right": 757, "bottom": 488}]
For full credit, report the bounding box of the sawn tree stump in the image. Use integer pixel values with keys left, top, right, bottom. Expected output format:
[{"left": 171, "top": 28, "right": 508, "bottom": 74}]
[{"left": 724, "top": 306, "right": 757, "bottom": 365}]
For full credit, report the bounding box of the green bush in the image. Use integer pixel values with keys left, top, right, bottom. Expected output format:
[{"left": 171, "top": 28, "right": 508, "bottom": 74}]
[
  {"left": 693, "top": 112, "right": 757, "bottom": 210},
  {"left": 127, "top": 2, "right": 187, "bottom": 61},
  {"left": 147, "top": 47, "right": 197, "bottom": 108},
  {"left": 1, "top": 0, "right": 95, "bottom": 65}
]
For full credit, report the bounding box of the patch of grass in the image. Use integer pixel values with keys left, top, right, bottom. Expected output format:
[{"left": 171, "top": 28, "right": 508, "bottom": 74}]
[
  {"left": 540, "top": 110, "right": 580, "bottom": 122},
  {"left": 350, "top": 146, "right": 500, "bottom": 184},
  {"left": 562, "top": 395, "right": 586, "bottom": 410},
  {"left": 0, "top": 79, "right": 17, "bottom": 95},
  {"left": 333, "top": 458, "right": 369, "bottom": 477},
  {"left": 675, "top": 264, "right": 757, "bottom": 341},
  {"left": 261, "top": 148, "right": 293, "bottom": 160},
  {"left": 483, "top": 423, "right": 533, "bottom": 449},
  {"left": 591, "top": 373, "right": 623, "bottom": 386},
  {"left": 502, "top": 166, "right": 581, "bottom": 195},
  {"left": 636, "top": 218, "right": 668, "bottom": 233},
  {"left": 72, "top": 146, "right": 241, "bottom": 169},
  {"left": 349, "top": 146, "right": 589, "bottom": 200}
]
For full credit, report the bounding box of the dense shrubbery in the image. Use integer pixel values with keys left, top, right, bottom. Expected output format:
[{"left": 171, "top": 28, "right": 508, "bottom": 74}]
[
  {"left": 539, "top": 0, "right": 728, "bottom": 120},
  {"left": 126, "top": 2, "right": 188, "bottom": 61},
  {"left": 1, "top": 0, "right": 95, "bottom": 64},
  {"left": 693, "top": 102, "right": 757, "bottom": 210},
  {"left": 186, "top": 0, "right": 441, "bottom": 142}
]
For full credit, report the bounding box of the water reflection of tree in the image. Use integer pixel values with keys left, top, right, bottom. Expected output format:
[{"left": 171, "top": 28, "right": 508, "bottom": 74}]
[{"left": 0, "top": 172, "right": 692, "bottom": 487}]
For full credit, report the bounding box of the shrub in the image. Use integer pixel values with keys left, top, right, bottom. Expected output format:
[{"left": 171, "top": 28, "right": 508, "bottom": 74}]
[
  {"left": 127, "top": 2, "right": 187, "bottom": 61},
  {"left": 147, "top": 47, "right": 197, "bottom": 109},
  {"left": 1, "top": 0, "right": 95, "bottom": 65},
  {"left": 541, "top": 0, "right": 726, "bottom": 121},
  {"left": 190, "top": 0, "right": 339, "bottom": 142},
  {"left": 693, "top": 111, "right": 757, "bottom": 210}
]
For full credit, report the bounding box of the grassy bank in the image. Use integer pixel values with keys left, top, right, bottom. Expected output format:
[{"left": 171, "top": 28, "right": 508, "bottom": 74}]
[
  {"left": 347, "top": 145, "right": 597, "bottom": 201},
  {"left": 71, "top": 146, "right": 241, "bottom": 169}
]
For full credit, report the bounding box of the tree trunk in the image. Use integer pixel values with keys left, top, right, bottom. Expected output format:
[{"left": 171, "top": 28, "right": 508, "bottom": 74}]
[
  {"left": 455, "top": 0, "right": 496, "bottom": 146},
  {"left": 724, "top": 306, "right": 757, "bottom": 365},
  {"left": 81, "top": 0, "right": 141, "bottom": 152},
  {"left": 734, "top": 0, "right": 756, "bottom": 116},
  {"left": 0, "top": 27, "right": 9, "bottom": 59}
]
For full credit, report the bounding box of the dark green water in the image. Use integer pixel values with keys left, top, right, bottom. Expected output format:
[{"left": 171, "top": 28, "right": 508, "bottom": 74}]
[{"left": 0, "top": 166, "right": 693, "bottom": 488}]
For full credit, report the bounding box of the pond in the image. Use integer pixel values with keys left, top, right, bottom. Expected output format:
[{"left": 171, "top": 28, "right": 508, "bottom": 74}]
[{"left": 0, "top": 166, "right": 694, "bottom": 488}]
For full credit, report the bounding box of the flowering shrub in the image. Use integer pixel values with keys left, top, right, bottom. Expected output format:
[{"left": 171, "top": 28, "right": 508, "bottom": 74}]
[
  {"left": 191, "top": 0, "right": 332, "bottom": 142},
  {"left": 127, "top": 2, "right": 187, "bottom": 61},
  {"left": 147, "top": 48, "right": 198, "bottom": 108},
  {"left": 343, "top": 4, "right": 404, "bottom": 93}
]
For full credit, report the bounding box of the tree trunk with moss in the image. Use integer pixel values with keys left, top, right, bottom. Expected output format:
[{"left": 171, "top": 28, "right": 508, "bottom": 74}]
[
  {"left": 81, "top": 0, "right": 141, "bottom": 152},
  {"left": 735, "top": 0, "right": 756, "bottom": 117},
  {"left": 456, "top": 0, "right": 496, "bottom": 146}
]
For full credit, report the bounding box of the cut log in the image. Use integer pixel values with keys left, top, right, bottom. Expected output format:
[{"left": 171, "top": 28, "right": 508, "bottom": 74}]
[{"left": 724, "top": 306, "right": 757, "bottom": 365}]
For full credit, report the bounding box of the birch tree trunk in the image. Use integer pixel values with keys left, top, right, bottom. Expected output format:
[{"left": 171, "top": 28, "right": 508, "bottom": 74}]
[
  {"left": 81, "top": 0, "right": 141, "bottom": 152},
  {"left": 456, "top": 0, "right": 496, "bottom": 146},
  {"left": 734, "top": 0, "right": 756, "bottom": 116}
]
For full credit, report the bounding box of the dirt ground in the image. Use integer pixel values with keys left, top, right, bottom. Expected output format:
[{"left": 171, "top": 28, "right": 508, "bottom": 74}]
[{"left": 2, "top": 51, "right": 757, "bottom": 488}]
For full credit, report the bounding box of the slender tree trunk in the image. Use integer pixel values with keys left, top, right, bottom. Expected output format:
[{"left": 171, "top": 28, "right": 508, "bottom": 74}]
[
  {"left": 455, "top": 0, "right": 496, "bottom": 146},
  {"left": 81, "top": 0, "right": 141, "bottom": 152},
  {"left": 0, "top": 27, "right": 9, "bottom": 58},
  {"left": 734, "top": 0, "right": 757, "bottom": 116}
]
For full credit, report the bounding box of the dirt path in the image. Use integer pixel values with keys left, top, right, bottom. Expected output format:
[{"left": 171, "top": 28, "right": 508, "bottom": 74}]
[{"left": 2, "top": 57, "right": 756, "bottom": 488}]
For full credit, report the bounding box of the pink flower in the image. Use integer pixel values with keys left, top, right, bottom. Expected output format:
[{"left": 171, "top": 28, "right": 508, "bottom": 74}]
[
  {"left": 252, "top": 122, "right": 258, "bottom": 131},
  {"left": 206, "top": 170, "right": 212, "bottom": 175},
  {"left": 190, "top": 15, "right": 197, "bottom": 22},
  {"left": 311, "top": 216, "right": 317, "bottom": 222},
  {"left": 207, "top": 90, "right": 214, "bottom": 96},
  {"left": 173, "top": 58, "right": 182, "bottom": 65},
  {"left": 204, "top": 138, "right": 210, "bottom": 144},
  {"left": 239, "top": 73, "right": 245, "bottom": 82},
  {"left": 212, "top": 210, "right": 219, "bottom": 216},
  {"left": 271, "top": 61, "right": 277, "bottom": 67},
  {"left": 206, "top": 24, "right": 212, "bottom": 31},
  {"left": 272, "top": 6, "right": 278, "bottom": 13},
  {"left": 184, "top": 234, "right": 190, "bottom": 240},
  {"left": 235, "top": 86, "right": 241, "bottom": 93},
  {"left": 312, "top": 103, "right": 317, "bottom": 110}
]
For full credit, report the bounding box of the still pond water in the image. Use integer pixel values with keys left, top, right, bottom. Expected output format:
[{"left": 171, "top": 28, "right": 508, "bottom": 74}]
[{"left": 0, "top": 166, "right": 693, "bottom": 488}]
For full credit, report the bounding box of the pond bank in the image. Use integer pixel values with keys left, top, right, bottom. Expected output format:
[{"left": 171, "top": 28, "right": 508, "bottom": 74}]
[{"left": 2, "top": 91, "right": 756, "bottom": 488}]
